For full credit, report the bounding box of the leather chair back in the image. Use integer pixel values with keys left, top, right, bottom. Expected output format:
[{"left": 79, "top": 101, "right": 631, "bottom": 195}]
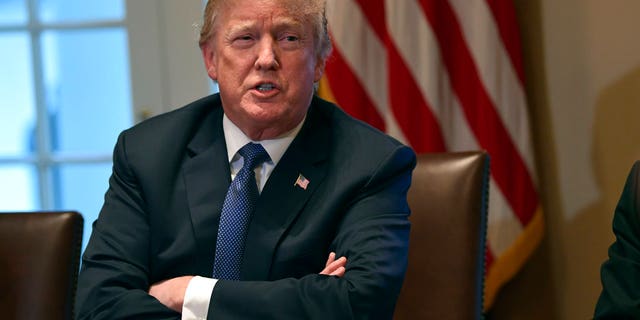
[
  {"left": 394, "top": 151, "right": 489, "bottom": 320},
  {"left": 0, "top": 211, "right": 84, "bottom": 320}
]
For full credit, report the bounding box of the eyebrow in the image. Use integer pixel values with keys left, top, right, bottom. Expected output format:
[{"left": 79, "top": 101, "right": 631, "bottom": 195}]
[
  {"left": 224, "top": 16, "right": 304, "bottom": 36},
  {"left": 223, "top": 21, "right": 253, "bottom": 39}
]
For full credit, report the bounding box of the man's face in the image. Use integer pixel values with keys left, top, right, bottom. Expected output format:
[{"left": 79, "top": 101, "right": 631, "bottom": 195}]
[{"left": 202, "top": 0, "right": 324, "bottom": 140}]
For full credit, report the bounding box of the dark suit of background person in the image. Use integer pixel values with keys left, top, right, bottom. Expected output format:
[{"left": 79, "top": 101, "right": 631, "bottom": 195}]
[
  {"left": 595, "top": 161, "right": 640, "bottom": 318},
  {"left": 75, "top": 93, "right": 416, "bottom": 319}
]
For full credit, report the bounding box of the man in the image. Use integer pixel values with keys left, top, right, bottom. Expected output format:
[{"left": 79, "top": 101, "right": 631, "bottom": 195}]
[
  {"left": 595, "top": 161, "right": 640, "bottom": 318},
  {"left": 76, "top": 0, "right": 416, "bottom": 319}
]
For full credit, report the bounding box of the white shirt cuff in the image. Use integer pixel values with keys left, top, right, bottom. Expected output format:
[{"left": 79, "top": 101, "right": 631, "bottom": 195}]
[{"left": 181, "top": 276, "right": 217, "bottom": 320}]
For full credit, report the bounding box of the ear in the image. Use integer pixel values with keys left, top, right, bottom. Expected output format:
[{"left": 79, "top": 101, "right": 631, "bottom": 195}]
[
  {"left": 313, "top": 57, "right": 326, "bottom": 82},
  {"left": 201, "top": 42, "right": 218, "bottom": 80}
]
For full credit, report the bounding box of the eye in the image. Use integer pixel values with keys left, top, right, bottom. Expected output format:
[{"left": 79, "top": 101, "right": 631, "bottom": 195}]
[
  {"left": 278, "top": 33, "right": 302, "bottom": 49},
  {"left": 231, "top": 34, "right": 255, "bottom": 48},
  {"left": 234, "top": 35, "right": 254, "bottom": 43},
  {"left": 278, "top": 32, "right": 300, "bottom": 42}
]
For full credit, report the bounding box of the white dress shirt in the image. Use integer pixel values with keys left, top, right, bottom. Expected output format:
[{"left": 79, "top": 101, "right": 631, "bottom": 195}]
[{"left": 181, "top": 113, "right": 304, "bottom": 320}]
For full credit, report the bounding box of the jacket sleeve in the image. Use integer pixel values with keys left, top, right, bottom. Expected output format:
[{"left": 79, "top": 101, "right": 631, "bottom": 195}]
[
  {"left": 75, "top": 131, "right": 180, "bottom": 320},
  {"left": 595, "top": 161, "right": 640, "bottom": 319},
  {"left": 208, "top": 145, "right": 416, "bottom": 320}
]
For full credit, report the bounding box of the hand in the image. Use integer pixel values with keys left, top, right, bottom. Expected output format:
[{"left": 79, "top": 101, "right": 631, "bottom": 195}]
[
  {"left": 319, "top": 252, "right": 347, "bottom": 277},
  {"left": 148, "top": 275, "right": 194, "bottom": 313}
]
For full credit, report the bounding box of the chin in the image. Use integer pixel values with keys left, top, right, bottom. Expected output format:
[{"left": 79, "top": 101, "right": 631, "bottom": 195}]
[{"left": 244, "top": 103, "right": 286, "bottom": 118}]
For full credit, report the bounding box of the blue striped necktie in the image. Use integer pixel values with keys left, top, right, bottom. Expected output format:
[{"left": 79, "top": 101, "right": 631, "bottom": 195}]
[{"left": 213, "top": 142, "right": 270, "bottom": 280}]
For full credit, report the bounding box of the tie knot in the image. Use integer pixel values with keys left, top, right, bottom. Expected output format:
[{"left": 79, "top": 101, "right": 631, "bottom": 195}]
[{"left": 238, "top": 143, "right": 270, "bottom": 171}]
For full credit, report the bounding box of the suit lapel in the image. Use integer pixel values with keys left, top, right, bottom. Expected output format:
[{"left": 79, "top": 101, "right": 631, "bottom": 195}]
[
  {"left": 242, "top": 99, "right": 331, "bottom": 280},
  {"left": 183, "top": 103, "right": 230, "bottom": 270}
]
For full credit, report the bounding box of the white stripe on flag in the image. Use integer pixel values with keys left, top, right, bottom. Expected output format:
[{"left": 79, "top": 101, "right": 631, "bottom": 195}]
[{"left": 488, "top": 178, "right": 524, "bottom": 255}]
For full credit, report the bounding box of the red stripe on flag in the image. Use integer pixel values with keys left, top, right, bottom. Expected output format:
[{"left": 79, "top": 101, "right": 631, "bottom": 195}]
[
  {"left": 485, "top": 0, "right": 526, "bottom": 84},
  {"left": 324, "top": 40, "right": 386, "bottom": 131},
  {"left": 418, "top": 0, "right": 537, "bottom": 225},
  {"left": 354, "top": 0, "right": 446, "bottom": 151},
  {"left": 353, "top": 0, "right": 386, "bottom": 43},
  {"left": 387, "top": 47, "right": 447, "bottom": 152}
]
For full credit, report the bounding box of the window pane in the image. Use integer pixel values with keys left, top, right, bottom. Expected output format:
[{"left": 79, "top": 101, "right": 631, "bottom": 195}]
[
  {"left": 55, "top": 163, "right": 111, "bottom": 250},
  {"left": 0, "top": 165, "right": 38, "bottom": 211},
  {"left": 0, "top": 32, "right": 36, "bottom": 157},
  {"left": 38, "top": 0, "right": 125, "bottom": 23},
  {"left": 41, "top": 28, "right": 132, "bottom": 154},
  {"left": 0, "top": 0, "right": 27, "bottom": 25}
]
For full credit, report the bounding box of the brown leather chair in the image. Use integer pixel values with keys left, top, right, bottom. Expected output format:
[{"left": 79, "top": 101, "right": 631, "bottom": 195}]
[
  {"left": 394, "top": 151, "right": 489, "bottom": 320},
  {"left": 0, "top": 211, "right": 84, "bottom": 320}
]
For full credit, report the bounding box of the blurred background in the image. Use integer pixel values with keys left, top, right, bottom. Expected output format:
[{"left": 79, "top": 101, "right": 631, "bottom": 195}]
[
  {"left": 493, "top": 1, "right": 640, "bottom": 319},
  {"left": 1, "top": 0, "right": 639, "bottom": 319}
]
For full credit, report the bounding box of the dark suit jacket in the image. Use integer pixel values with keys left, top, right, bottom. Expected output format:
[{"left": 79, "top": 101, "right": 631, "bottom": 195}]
[
  {"left": 76, "top": 94, "right": 416, "bottom": 320},
  {"left": 595, "top": 161, "right": 640, "bottom": 319}
]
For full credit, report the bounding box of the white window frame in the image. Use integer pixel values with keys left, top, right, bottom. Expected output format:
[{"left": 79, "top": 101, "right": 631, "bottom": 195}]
[{"left": 0, "top": 0, "right": 210, "bottom": 210}]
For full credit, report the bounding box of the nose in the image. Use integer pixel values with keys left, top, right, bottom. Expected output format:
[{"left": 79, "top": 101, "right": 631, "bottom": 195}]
[{"left": 255, "top": 37, "right": 279, "bottom": 70}]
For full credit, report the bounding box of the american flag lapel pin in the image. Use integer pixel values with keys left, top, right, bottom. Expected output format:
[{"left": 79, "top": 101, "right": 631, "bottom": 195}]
[{"left": 294, "top": 173, "right": 310, "bottom": 190}]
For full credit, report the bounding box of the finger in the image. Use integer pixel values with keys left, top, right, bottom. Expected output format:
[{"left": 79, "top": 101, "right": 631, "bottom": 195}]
[
  {"left": 325, "top": 252, "right": 336, "bottom": 267},
  {"left": 326, "top": 256, "right": 347, "bottom": 270},
  {"left": 320, "top": 257, "right": 347, "bottom": 275},
  {"left": 320, "top": 260, "right": 339, "bottom": 275},
  {"left": 330, "top": 266, "right": 345, "bottom": 277}
]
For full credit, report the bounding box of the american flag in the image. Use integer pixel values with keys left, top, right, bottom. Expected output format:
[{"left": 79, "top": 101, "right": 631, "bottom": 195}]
[
  {"left": 294, "top": 174, "right": 310, "bottom": 190},
  {"left": 319, "top": 0, "right": 543, "bottom": 310}
]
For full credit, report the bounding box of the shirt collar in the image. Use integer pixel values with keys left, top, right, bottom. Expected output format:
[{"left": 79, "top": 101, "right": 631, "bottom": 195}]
[{"left": 222, "top": 113, "right": 304, "bottom": 166}]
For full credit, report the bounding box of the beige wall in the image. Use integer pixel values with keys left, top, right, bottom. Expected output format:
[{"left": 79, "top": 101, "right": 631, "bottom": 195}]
[{"left": 492, "top": 1, "right": 640, "bottom": 319}]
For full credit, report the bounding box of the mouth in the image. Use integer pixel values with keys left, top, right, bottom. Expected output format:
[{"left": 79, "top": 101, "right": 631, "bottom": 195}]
[
  {"left": 251, "top": 81, "right": 281, "bottom": 96},
  {"left": 255, "top": 83, "right": 277, "bottom": 92}
]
